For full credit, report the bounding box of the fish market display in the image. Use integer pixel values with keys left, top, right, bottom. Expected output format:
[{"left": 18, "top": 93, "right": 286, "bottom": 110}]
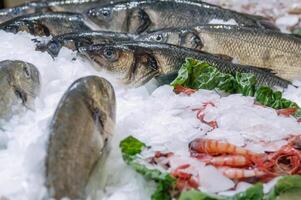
[
  {"left": 46, "top": 76, "right": 116, "bottom": 200},
  {"left": 79, "top": 42, "right": 289, "bottom": 88},
  {"left": 0, "top": 0, "right": 299, "bottom": 200},
  {"left": 0, "top": 12, "right": 92, "bottom": 36},
  {"left": 140, "top": 25, "right": 301, "bottom": 81},
  {"left": 0, "top": 60, "right": 40, "bottom": 122},
  {"left": 86, "top": 0, "right": 277, "bottom": 33}
]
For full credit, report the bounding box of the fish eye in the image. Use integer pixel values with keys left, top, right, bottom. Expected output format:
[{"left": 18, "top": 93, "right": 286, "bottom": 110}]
[
  {"left": 101, "top": 9, "right": 111, "bottom": 17},
  {"left": 103, "top": 48, "right": 118, "bottom": 61},
  {"left": 155, "top": 34, "right": 163, "bottom": 42},
  {"left": 150, "top": 33, "right": 167, "bottom": 43}
]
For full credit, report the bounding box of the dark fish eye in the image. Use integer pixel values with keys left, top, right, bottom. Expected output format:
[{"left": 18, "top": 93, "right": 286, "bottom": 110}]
[
  {"left": 103, "top": 48, "right": 118, "bottom": 61},
  {"left": 101, "top": 10, "right": 111, "bottom": 17},
  {"left": 155, "top": 34, "right": 163, "bottom": 42}
]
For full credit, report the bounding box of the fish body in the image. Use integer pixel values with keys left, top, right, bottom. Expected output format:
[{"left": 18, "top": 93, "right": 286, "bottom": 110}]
[
  {"left": 0, "top": 12, "right": 92, "bottom": 37},
  {"left": 39, "top": 31, "right": 136, "bottom": 57},
  {"left": 85, "top": 0, "right": 277, "bottom": 34},
  {"left": 0, "top": 60, "right": 40, "bottom": 122},
  {"left": 140, "top": 25, "right": 301, "bottom": 81},
  {"left": 0, "top": 2, "right": 48, "bottom": 24},
  {"left": 46, "top": 76, "right": 116, "bottom": 200},
  {"left": 47, "top": 0, "right": 122, "bottom": 13},
  {"left": 79, "top": 42, "right": 289, "bottom": 88}
]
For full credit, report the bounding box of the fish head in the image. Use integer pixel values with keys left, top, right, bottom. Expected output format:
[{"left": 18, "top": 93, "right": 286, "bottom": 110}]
[
  {"left": 5, "top": 61, "right": 40, "bottom": 110},
  {"left": 86, "top": 5, "right": 127, "bottom": 32},
  {"left": 79, "top": 43, "right": 160, "bottom": 86},
  {"left": 86, "top": 3, "right": 150, "bottom": 33},
  {"left": 140, "top": 29, "right": 203, "bottom": 50},
  {"left": 3, "top": 20, "right": 50, "bottom": 37},
  {"left": 79, "top": 44, "right": 134, "bottom": 74}
]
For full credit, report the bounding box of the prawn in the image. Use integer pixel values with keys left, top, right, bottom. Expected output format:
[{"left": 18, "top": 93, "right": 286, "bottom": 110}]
[
  {"left": 218, "top": 167, "right": 266, "bottom": 180},
  {"left": 277, "top": 108, "right": 297, "bottom": 117},
  {"left": 193, "top": 154, "right": 251, "bottom": 167},
  {"left": 171, "top": 164, "right": 199, "bottom": 190},
  {"left": 174, "top": 85, "right": 196, "bottom": 95},
  {"left": 189, "top": 138, "right": 258, "bottom": 159}
]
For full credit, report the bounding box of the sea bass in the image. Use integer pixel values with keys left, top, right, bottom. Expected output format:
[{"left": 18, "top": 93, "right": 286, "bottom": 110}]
[
  {"left": 0, "top": 12, "right": 92, "bottom": 37},
  {"left": 46, "top": 76, "right": 116, "bottom": 199},
  {"left": 139, "top": 25, "right": 301, "bottom": 81},
  {"left": 85, "top": 0, "right": 277, "bottom": 34},
  {"left": 0, "top": 1, "right": 48, "bottom": 24},
  {"left": 38, "top": 31, "right": 136, "bottom": 57},
  {"left": 47, "top": 0, "right": 123, "bottom": 13},
  {"left": 0, "top": 60, "right": 40, "bottom": 122},
  {"left": 78, "top": 42, "right": 289, "bottom": 88}
]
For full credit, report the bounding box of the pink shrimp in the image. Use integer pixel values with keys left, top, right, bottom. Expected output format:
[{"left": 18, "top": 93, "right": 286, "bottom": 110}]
[
  {"left": 174, "top": 85, "right": 196, "bottom": 95},
  {"left": 218, "top": 167, "right": 266, "bottom": 180},
  {"left": 189, "top": 138, "right": 258, "bottom": 159},
  {"left": 193, "top": 154, "right": 251, "bottom": 167},
  {"left": 277, "top": 108, "right": 297, "bottom": 117}
]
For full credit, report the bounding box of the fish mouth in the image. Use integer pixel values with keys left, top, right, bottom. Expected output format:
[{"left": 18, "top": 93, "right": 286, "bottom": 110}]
[
  {"left": 125, "top": 70, "right": 160, "bottom": 87},
  {"left": 15, "top": 88, "right": 35, "bottom": 110}
]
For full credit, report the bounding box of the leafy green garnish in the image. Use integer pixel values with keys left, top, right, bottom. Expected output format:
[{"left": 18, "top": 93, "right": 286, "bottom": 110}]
[
  {"left": 120, "top": 136, "right": 301, "bottom": 200},
  {"left": 171, "top": 58, "right": 301, "bottom": 118},
  {"left": 265, "top": 176, "right": 301, "bottom": 200},
  {"left": 293, "top": 28, "right": 301, "bottom": 37},
  {"left": 120, "top": 135, "right": 146, "bottom": 161},
  {"left": 178, "top": 183, "right": 263, "bottom": 200},
  {"left": 120, "top": 136, "right": 176, "bottom": 200}
]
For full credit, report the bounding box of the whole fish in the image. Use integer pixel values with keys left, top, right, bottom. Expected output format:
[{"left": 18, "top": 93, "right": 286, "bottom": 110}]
[
  {"left": 37, "top": 31, "right": 136, "bottom": 58},
  {"left": 78, "top": 42, "right": 289, "bottom": 88},
  {"left": 46, "top": 76, "right": 116, "bottom": 200},
  {"left": 0, "top": 12, "right": 92, "bottom": 37},
  {"left": 0, "top": 60, "right": 40, "bottom": 122},
  {"left": 85, "top": 0, "right": 277, "bottom": 34},
  {"left": 0, "top": 1, "right": 48, "bottom": 24},
  {"left": 139, "top": 25, "right": 301, "bottom": 81}
]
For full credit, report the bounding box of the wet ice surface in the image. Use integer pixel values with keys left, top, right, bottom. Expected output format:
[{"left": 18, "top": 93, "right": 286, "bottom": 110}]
[{"left": 0, "top": 2, "right": 300, "bottom": 200}]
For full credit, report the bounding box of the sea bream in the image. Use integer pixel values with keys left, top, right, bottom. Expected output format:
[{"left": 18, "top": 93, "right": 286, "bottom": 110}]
[
  {"left": 78, "top": 42, "right": 289, "bottom": 88},
  {"left": 85, "top": 0, "right": 278, "bottom": 34},
  {"left": 0, "top": 12, "right": 92, "bottom": 37},
  {"left": 0, "top": 60, "right": 40, "bottom": 122},
  {"left": 139, "top": 25, "right": 301, "bottom": 81},
  {"left": 46, "top": 76, "right": 116, "bottom": 200}
]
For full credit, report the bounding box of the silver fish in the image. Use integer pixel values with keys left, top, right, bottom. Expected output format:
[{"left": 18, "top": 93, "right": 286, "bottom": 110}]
[
  {"left": 46, "top": 75, "right": 116, "bottom": 200},
  {"left": 0, "top": 60, "right": 40, "bottom": 122}
]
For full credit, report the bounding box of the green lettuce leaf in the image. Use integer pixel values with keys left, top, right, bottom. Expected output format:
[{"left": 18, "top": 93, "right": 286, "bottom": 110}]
[
  {"left": 265, "top": 176, "right": 301, "bottom": 200},
  {"left": 120, "top": 136, "right": 176, "bottom": 200},
  {"left": 171, "top": 58, "right": 301, "bottom": 118},
  {"left": 178, "top": 183, "right": 263, "bottom": 200}
]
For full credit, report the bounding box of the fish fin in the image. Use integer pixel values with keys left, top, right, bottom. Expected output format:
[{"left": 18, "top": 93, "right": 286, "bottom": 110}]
[{"left": 238, "top": 12, "right": 279, "bottom": 31}]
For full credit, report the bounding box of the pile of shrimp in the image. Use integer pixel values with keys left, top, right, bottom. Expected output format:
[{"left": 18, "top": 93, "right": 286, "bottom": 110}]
[{"left": 143, "top": 87, "right": 301, "bottom": 192}]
